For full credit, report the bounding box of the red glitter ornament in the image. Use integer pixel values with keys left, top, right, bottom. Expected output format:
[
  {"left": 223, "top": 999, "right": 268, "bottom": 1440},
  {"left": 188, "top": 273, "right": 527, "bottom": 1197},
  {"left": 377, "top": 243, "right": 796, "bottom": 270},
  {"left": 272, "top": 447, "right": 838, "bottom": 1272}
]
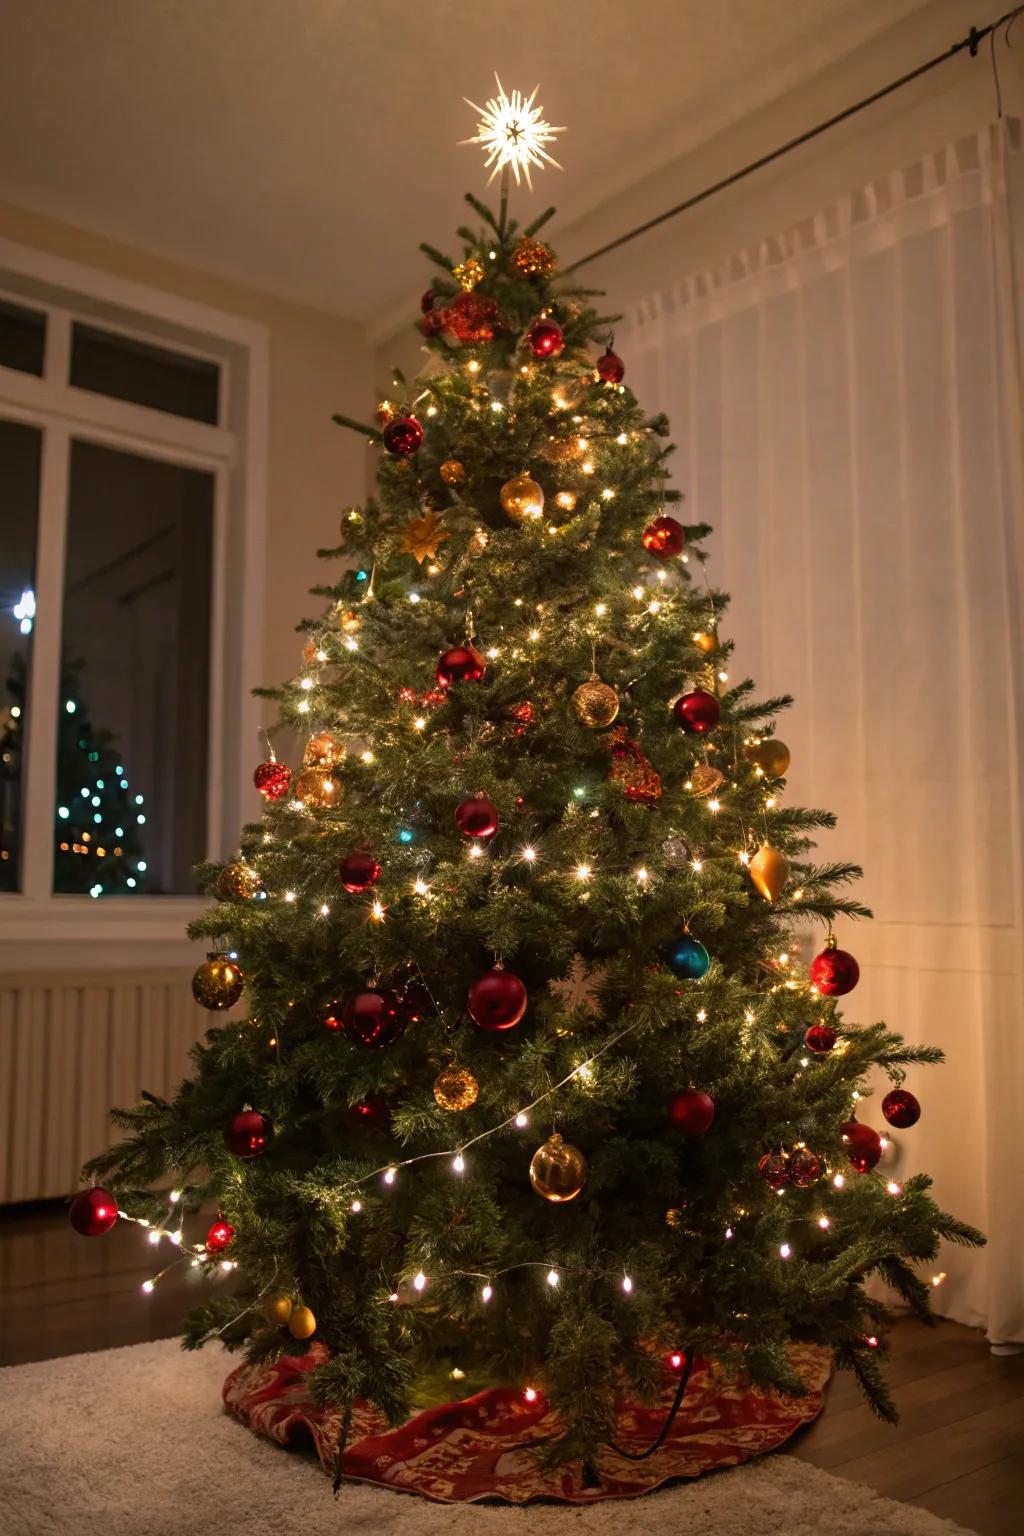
[
  {"left": 788, "top": 1148, "right": 822, "bottom": 1188},
  {"left": 804, "top": 1022, "right": 837, "bottom": 1054},
  {"left": 758, "top": 1152, "right": 789, "bottom": 1190},
  {"left": 468, "top": 969, "right": 527, "bottom": 1031},
  {"left": 441, "top": 292, "right": 500, "bottom": 345},
  {"left": 597, "top": 347, "right": 625, "bottom": 384},
  {"left": 809, "top": 940, "right": 860, "bottom": 997},
  {"left": 641, "top": 515, "right": 686, "bottom": 559},
  {"left": 205, "top": 1217, "right": 234, "bottom": 1254},
  {"left": 69, "top": 1187, "right": 119, "bottom": 1237},
  {"left": 225, "top": 1109, "right": 272, "bottom": 1159},
  {"left": 454, "top": 795, "right": 499, "bottom": 839},
  {"left": 528, "top": 317, "right": 564, "bottom": 358},
  {"left": 339, "top": 852, "right": 382, "bottom": 894},
  {"left": 667, "top": 1088, "right": 715, "bottom": 1136},
  {"left": 253, "top": 759, "right": 292, "bottom": 801},
  {"left": 382, "top": 416, "right": 423, "bottom": 457},
  {"left": 841, "top": 1120, "right": 883, "bottom": 1173},
  {"left": 437, "top": 644, "right": 486, "bottom": 686},
  {"left": 882, "top": 1088, "right": 921, "bottom": 1128},
  {"left": 342, "top": 989, "right": 406, "bottom": 1050},
  {"left": 673, "top": 689, "right": 720, "bottom": 734},
  {"left": 348, "top": 1093, "right": 391, "bottom": 1130},
  {"left": 419, "top": 309, "right": 443, "bottom": 338}
]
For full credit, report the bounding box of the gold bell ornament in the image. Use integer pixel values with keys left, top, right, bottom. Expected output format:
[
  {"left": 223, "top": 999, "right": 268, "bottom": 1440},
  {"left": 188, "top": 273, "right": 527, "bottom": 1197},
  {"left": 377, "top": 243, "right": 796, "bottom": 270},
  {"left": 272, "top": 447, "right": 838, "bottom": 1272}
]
[
  {"left": 749, "top": 844, "right": 789, "bottom": 902},
  {"left": 571, "top": 675, "right": 619, "bottom": 729},
  {"left": 500, "top": 473, "right": 545, "bottom": 524},
  {"left": 745, "top": 738, "right": 791, "bottom": 777},
  {"left": 433, "top": 1066, "right": 480, "bottom": 1112},
  {"left": 529, "top": 1133, "right": 588, "bottom": 1202},
  {"left": 216, "top": 862, "right": 262, "bottom": 901}
]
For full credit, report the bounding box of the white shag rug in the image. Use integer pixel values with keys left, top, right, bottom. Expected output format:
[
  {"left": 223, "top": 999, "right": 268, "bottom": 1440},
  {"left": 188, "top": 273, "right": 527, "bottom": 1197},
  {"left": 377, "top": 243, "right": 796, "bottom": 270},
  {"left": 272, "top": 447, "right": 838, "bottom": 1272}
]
[{"left": 0, "top": 1339, "right": 976, "bottom": 1536}]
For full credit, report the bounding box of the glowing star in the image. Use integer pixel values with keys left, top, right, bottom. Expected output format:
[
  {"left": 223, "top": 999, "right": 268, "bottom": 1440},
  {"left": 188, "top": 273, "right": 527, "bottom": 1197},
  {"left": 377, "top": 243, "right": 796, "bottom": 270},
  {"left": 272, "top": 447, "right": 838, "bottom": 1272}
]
[
  {"left": 400, "top": 510, "right": 450, "bottom": 565},
  {"left": 462, "top": 77, "right": 564, "bottom": 189}
]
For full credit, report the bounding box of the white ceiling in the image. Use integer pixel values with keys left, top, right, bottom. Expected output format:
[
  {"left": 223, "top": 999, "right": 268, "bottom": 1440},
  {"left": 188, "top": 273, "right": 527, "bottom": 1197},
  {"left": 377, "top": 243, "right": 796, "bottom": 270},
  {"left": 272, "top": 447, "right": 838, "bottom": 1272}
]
[{"left": 0, "top": 0, "right": 935, "bottom": 325}]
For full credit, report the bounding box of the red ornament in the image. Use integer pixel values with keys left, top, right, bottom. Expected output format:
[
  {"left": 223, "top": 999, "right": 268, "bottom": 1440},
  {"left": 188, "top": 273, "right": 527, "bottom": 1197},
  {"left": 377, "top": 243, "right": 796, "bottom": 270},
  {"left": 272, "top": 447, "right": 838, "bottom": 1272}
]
[
  {"left": 339, "top": 852, "right": 382, "bottom": 894},
  {"left": 468, "top": 969, "right": 527, "bottom": 1031},
  {"left": 437, "top": 644, "right": 486, "bottom": 686},
  {"left": 507, "top": 700, "right": 535, "bottom": 735},
  {"left": 205, "top": 1217, "right": 234, "bottom": 1254},
  {"left": 597, "top": 347, "right": 625, "bottom": 384},
  {"left": 455, "top": 795, "right": 499, "bottom": 839},
  {"left": 667, "top": 1088, "right": 715, "bottom": 1136},
  {"left": 441, "top": 292, "right": 500, "bottom": 345},
  {"left": 757, "top": 1152, "right": 789, "bottom": 1191},
  {"left": 882, "top": 1088, "right": 921, "bottom": 1128},
  {"left": 841, "top": 1120, "right": 883, "bottom": 1173},
  {"left": 641, "top": 515, "right": 686, "bottom": 559},
  {"left": 348, "top": 1093, "right": 391, "bottom": 1130},
  {"left": 69, "top": 1187, "right": 119, "bottom": 1237},
  {"left": 253, "top": 759, "right": 292, "bottom": 801},
  {"left": 528, "top": 317, "right": 564, "bottom": 358},
  {"left": 382, "top": 416, "right": 423, "bottom": 457},
  {"left": 225, "top": 1109, "right": 272, "bottom": 1159},
  {"left": 788, "top": 1149, "right": 822, "bottom": 1188},
  {"left": 673, "top": 689, "right": 720, "bottom": 734},
  {"left": 805, "top": 1022, "right": 837, "bottom": 1054},
  {"left": 342, "top": 989, "right": 406, "bottom": 1049},
  {"left": 419, "top": 309, "right": 443, "bottom": 338},
  {"left": 420, "top": 289, "right": 436, "bottom": 313},
  {"left": 809, "top": 942, "right": 860, "bottom": 997}
]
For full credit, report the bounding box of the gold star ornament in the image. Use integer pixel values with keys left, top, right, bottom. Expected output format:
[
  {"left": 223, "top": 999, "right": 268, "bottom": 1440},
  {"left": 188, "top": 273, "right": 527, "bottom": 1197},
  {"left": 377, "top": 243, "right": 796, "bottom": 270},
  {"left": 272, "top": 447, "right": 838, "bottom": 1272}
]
[{"left": 400, "top": 509, "right": 450, "bottom": 565}]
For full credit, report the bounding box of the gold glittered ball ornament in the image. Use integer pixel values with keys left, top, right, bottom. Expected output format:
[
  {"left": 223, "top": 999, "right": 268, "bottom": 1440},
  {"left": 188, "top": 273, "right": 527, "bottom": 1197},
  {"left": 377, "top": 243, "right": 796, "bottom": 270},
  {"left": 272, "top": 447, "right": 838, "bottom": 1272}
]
[
  {"left": 745, "top": 738, "right": 791, "bottom": 777},
  {"left": 266, "top": 1294, "right": 293, "bottom": 1325},
  {"left": 453, "top": 255, "right": 485, "bottom": 291},
  {"left": 542, "top": 435, "right": 579, "bottom": 466},
  {"left": 529, "top": 1133, "right": 588, "bottom": 1202},
  {"left": 500, "top": 473, "right": 545, "bottom": 525},
  {"left": 216, "top": 862, "right": 262, "bottom": 901},
  {"left": 572, "top": 674, "right": 619, "bottom": 729},
  {"left": 433, "top": 1066, "right": 480, "bottom": 1112},
  {"left": 665, "top": 1207, "right": 683, "bottom": 1227},
  {"left": 749, "top": 843, "right": 790, "bottom": 902},
  {"left": 288, "top": 1304, "right": 316, "bottom": 1340},
  {"left": 294, "top": 768, "right": 343, "bottom": 809},
  {"left": 440, "top": 459, "right": 466, "bottom": 488},
  {"left": 511, "top": 236, "right": 555, "bottom": 277},
  {"left": 303, "top": 732, "right": 346, "bottom": 770},
  {"left": 192, "top": 953, "right": 245, "bottom": 1011}
]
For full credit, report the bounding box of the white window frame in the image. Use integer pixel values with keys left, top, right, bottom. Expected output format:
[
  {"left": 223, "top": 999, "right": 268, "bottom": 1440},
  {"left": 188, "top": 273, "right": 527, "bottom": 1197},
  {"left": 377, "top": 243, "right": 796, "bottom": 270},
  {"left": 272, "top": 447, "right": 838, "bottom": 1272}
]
[{"left": 0, "top": 238, "right": 268, "bottom": 971}]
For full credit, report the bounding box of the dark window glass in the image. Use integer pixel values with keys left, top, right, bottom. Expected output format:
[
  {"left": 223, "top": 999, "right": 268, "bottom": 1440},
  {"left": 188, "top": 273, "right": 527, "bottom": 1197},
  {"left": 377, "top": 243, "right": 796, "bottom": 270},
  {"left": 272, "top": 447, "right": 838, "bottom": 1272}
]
[
  {"left": 56, "top": 440, "right": 214, "bottom": 896},
  {"left": 70, "top": 323, "right": 220, "bottom": 425},
  {"left": 0, "top": 419, "right": 42, "bottom": 891},
  {"left": 0, "top": 300, "right": 46, "bottom": 377}
]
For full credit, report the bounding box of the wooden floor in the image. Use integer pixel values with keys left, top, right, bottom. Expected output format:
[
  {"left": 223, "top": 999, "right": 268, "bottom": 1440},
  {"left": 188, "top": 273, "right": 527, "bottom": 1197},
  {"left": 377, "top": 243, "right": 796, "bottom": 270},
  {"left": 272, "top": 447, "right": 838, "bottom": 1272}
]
[{"left": 2, "top": 1203, "right": 1022, "bottom": 1534}]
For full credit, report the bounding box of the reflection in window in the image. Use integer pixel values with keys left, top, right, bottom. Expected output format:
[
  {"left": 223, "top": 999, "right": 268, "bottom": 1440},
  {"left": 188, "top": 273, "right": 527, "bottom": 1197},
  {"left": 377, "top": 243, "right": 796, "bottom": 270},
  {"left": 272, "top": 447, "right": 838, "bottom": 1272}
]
[
  {"left": 70, "top": 323, "right": 220, "bottom": 425},
  {"left": 0, "top": 419, "right": 42, "bottom": 892},
  {"left": 56, "top": 441, "right": 214, "bottom": 895}
]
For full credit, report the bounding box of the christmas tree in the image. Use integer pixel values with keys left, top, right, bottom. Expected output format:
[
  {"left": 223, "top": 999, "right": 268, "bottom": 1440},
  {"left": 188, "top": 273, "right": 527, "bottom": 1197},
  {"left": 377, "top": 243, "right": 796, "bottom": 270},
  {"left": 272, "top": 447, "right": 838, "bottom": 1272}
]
[{"left": 82, "top": 85, "right": 982, "bottom": 1476}]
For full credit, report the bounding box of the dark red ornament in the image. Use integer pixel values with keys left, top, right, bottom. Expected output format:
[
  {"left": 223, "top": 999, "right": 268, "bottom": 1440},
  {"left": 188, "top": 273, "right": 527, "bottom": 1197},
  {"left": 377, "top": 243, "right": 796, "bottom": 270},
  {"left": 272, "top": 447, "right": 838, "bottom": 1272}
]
[
  {"left": 528, "top": 317, "right": 564, "bottom": 358},
  {"left": 757, "top": 1152, "right": 789, "bottom": 1191},
  {"left": 606, "top": 725, "right": 662, "bottom": 802},
  {"left": 339, "top": 851, "right": 382, "bottom": 894},
  {"left": 225, "top": 1109, "right": 272, "bottom": 1159},
  {"left": 348, "top": 1093, "right": 391, "bottom": 1131},
  {"left": 342, "top": 989, "right": 406, "bottom": 1050},
  {"left": 437, "top": 644, "right": 486, "bottom": 686},
  {"left": 205, "top": 1217, "right": 234, "bottom": 1254},
  {"left": 455, "top": 795, "right": 499, "bottom": 839},
  {"left": 667, "top": 1088, "right": 715, "bottom": 1136},
  {"left": 420, "top": 289, "right": 436, "bottom": 313},
  {"left": 788, "top": 1149, "right": 822, "bottom": 1188},
  {"left": 810, "top": 942, "right": 860, "bottom": 997},
  {"left": 382, "top": 415, "right": 423, "bottom": 457},
  {"left": 673, "top": 689, "right": 720, "bottom": 734},
  {"left": 841, "top": 1120, "right": 883, "bottom": 1173},
  {"left": 805, "top": 1022, "right": 837, "bottom": 1054},
  {"left": 641, "top": 515, "right": 686, "bottom": 559},
  {"left": 882, "top": 1088, "right": 921, "bottom": 1128},
  {"left": 253, "top": 759, "right": 292, "bottom": 801},
  {"left": 69, "top": 1187, "right": 119, "bottom": 1237},
  {"left": 597, "top": 347, "right": 625, "bottom": 384},
  {"left": 468, "top": 969, "right": 527, "bottom": 1031}
]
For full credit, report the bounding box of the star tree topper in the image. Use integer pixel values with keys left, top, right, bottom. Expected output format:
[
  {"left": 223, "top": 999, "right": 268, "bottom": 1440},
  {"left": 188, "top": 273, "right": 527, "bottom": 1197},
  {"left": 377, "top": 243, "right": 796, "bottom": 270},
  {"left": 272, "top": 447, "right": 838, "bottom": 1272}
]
[{"left": 462, "top": 76, "right": 564, "bottom": 189}]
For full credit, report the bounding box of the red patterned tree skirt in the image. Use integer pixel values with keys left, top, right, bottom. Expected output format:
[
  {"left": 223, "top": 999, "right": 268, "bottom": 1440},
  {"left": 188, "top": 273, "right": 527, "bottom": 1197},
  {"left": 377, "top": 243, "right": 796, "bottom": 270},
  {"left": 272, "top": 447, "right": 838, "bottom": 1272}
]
[{"left": 223, "top": 1341, "right": 831, "bottom": 1503}]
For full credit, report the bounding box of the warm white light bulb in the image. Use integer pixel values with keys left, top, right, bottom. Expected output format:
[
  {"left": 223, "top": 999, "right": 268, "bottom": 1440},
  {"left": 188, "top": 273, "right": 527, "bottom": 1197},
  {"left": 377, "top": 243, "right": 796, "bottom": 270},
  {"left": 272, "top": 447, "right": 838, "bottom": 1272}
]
[
  {"left": 351, "top": 1199, "right": 362, "bottom": 1213},
  {"left": 779, "top": 1243, "right": 792, "bottom": 1259},
  {"left": 514, "top": 1112, "right": 528, "bottom": 1128},
  {"left": 414, "top": 1270, "right": 427, "bottom": 1292},
  {"left": 622, "top": 1275, "right": 633, "bottom": 1294},
  {"left": 141, "top": 1279, "right": 155, "bottom": 1294},
  {"left": 384, "top": 1167, "right": 397, "bottom": 1185},
  {"left": 546, "top": 1269, "right": 559, "bottom": 1287},
  {"left": 452, "top": 1153, "right": 465, "bottom": 1174},
  {"left": 481, "top": 1283, "right": 493, "bottom": 1303}
]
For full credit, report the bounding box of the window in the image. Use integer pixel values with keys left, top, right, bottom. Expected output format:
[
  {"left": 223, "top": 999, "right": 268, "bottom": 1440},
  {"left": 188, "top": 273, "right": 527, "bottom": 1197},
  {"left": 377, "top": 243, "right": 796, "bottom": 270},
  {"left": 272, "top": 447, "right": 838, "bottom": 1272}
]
[{"left": 0, "top": 239, "right": 267, "bottom": 956}]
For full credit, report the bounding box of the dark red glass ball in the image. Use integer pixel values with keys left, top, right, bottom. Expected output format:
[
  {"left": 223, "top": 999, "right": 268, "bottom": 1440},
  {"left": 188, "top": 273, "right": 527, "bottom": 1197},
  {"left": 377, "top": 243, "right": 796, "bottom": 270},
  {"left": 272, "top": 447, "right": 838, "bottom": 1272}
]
[
  {"left": 528, "top": 317, "right": 564, "bottom": 358},
  {"left": 841, "top": 1120, "right": 883, "bottom": 1173},
  {"left": 758, "top": 1152, "right": 789, "bottom": 1190},
  {"left": 437, "top": 644, "right": 486, "bottom": 686},
  {"left": 597, "top": 347, "right": 625, "bottom": 384},
  {"left": 882, "top": 1088, "right": 921, "bottom": 1128},
  {"left": 667, "top": 1088, "right": 715, "bottom": 1136},
  {"left": 69, "top": 1187, "right": 119, "bottom": 1237},
  {"left": 467, "top": 969, "right": 527, "bottom": 1031},
  {"left": 454, "top": 795, "right": 499, "bottom": 839},
  {"left": 348, "top": 1093, "right": 391, "bottom": 1131},
  {"left": 788, "top": 1149, "right": 822, "bottom": 1188},
  {"left": 641, "top": 515, "right": 686, "bottom": 559},
  {"left": 253, "top": 759, "right": 292, "bottom": 801},
  {"left": 339, "top": 851, "right": 382, "bottom": 894},
  {"left": 382, "top": 415, "right": 424, "bottom": 457},
  {"left": 205, "top": 1218, "right": 234, "bottom": 1254},
  {"left": 805, "top": 1023, "right": 837, "bottom": 1054},
  {"left": 225, "top": 1110, "right": 272, "bottom": 1159},
  {"left": 673, "top": 688, "right": 720, "bottom": 734},
  {"left": 342, "top": 989, "right": 406, "bottom": 1050},
  {"left": 809, "top": 945, "right": 860, "bottom": 997}
]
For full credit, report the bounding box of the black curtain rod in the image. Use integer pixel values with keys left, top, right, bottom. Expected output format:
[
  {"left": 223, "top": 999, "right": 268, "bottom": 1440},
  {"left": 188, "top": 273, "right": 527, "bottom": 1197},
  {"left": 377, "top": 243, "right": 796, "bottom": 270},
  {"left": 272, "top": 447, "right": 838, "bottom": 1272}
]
[{"left": 566, "top": 5, "right": 1023, "bottom": 274}]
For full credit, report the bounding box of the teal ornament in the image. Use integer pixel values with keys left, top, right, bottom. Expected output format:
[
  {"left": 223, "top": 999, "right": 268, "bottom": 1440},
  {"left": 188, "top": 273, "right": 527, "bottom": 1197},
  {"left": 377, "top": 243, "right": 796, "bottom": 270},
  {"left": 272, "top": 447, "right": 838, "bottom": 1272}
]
[{"left": 667, "top": 936, "right": 711, "bottom": 980}]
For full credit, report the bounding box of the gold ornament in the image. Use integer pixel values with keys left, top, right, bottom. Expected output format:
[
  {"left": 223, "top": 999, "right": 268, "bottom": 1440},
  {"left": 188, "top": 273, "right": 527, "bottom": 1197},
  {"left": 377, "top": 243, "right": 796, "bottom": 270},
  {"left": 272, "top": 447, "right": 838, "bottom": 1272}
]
[
  {"left": 500, "top": 473, "right": 545, "bottom": 524},
  {"left": 453, "top": 255, "right": 485, "bottom": 291},
  {"left": 529, "top": 1133, "right": 588, "bottom": 1202},
  {"left": 266, "top": 1294, "right": 293, "bottom": 1325},
  {"left": 572, "top": 674, "right": 619, "bottom": 729},
  {"left": 192, "top": 953, "right": 245, "bottom": 1011},
  {"left": 512, "top": 236, "right": 555, "bottom": 277},
  {"left": 338, "top": 608, "right": 362, "bottom": 633},
  {"left": 665, "top": 1208, "right": 683, "bottom": 1227},
  {"left": 288, "top": 1304, "right": 316, "bottom": 1340},
  {"left": 542, "top": 435, "right": 579, "bottom": 466},
  {"left": 688, "top": 764, "right": 725, "bottom": 799},
  {"left": 468, "top": 526, "right": 490, "bottom": 557},
  {"left": 693, "top": 630, "right": 719, "bottom": 655},
  {"left": 401, "top": 509, "right": 450, "bottom": 564},
  {"left": 294, "top": 768, "right": 343, "bottom": 809},
  {"left": 376, "top": 400, "right": 397, "bottom": 425},
  {"left": 303, "top": 731, "right": 346, "bottom": 770},
  {"left": 745, "top": 739, "right": 791, "bottom": 777},
  {"left": 749, "top": 843, "right": 789, "bottom": 902},
  {"left": 433, "top": 1066, "right": 480, "bottom": 1112},
  {"left": 216, "top": 862, "right": 262, "bottom": 901},
  {"left": 440, "top": 459, "right": 466, "bottom": 488}
]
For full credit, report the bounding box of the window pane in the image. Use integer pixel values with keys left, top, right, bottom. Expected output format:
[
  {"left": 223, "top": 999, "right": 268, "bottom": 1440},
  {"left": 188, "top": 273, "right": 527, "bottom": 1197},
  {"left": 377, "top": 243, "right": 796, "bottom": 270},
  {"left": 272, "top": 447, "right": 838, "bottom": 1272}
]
[
  {"left": 0, "top": 299, "right": 46, "bottom": 377},
  {"left": 56, "top": 440, "right": 214, "bottom": 896},
  {"left": 0, "top": 419, "right": 42, "bottom": 891},
  {"left": 70, "top": 323, "right": 220, "bottom": 425}
]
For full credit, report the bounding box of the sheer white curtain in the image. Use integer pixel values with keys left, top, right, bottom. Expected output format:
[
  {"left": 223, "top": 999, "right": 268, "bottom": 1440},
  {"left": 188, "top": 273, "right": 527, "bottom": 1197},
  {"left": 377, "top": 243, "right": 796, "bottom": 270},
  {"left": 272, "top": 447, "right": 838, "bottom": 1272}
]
[{"left": 622, "top": 120, "right": 1024, "bottom": 1344}]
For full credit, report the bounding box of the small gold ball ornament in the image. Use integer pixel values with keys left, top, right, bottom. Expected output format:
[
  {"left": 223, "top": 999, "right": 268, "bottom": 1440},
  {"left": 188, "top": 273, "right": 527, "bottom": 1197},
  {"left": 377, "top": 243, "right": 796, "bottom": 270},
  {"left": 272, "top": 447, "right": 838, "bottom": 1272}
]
[
  {"left": 216, "top": 862, "right": 262, "bottom": 901},
  {"left": 453, "top": 255, "right": 485, "bottom": 291},
  {"left": 294, "top": 768, "right": 343, "bottom": 809},
  {"left": 745, "top": 739, "right": 791, "bottom": 777},
  {"left": 303, "top": 732, "right": 345, "bottom": 770},
  {"left": 500, "top": 473, "right": 545, "bottom": 524},
  {"left": 266, "top": 1294, "right": 293, "bottom": 1325},
  {"left": 749, "top": 843, "right": 790, "bottom": 902},
  {"left": 693, "top": 630, "right": 719, "bottom": 655},
  {"left": 288, "top": 1304, "right": 316, "bottom": 1340},
  {"left": 433, "top": 1066, "right": 480, "bottom": 1112},
  {"left": 192, "top": 952, "right": 245, "bottom": 1011},
  {"left": 511, "top": 236, "right": 555, "bottom": 277},
  {"left": 440, "top": 459, "right": 466, "bottom": 488},
  {"left": 572, "top": 675, "right": 619, "bottom": 729},
  {"left": 665, "top": 1207, "right": 683, "bottom": 1227},
  {"left": 529, "top": 1133, "right": 588, "bottom": 1202}
]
